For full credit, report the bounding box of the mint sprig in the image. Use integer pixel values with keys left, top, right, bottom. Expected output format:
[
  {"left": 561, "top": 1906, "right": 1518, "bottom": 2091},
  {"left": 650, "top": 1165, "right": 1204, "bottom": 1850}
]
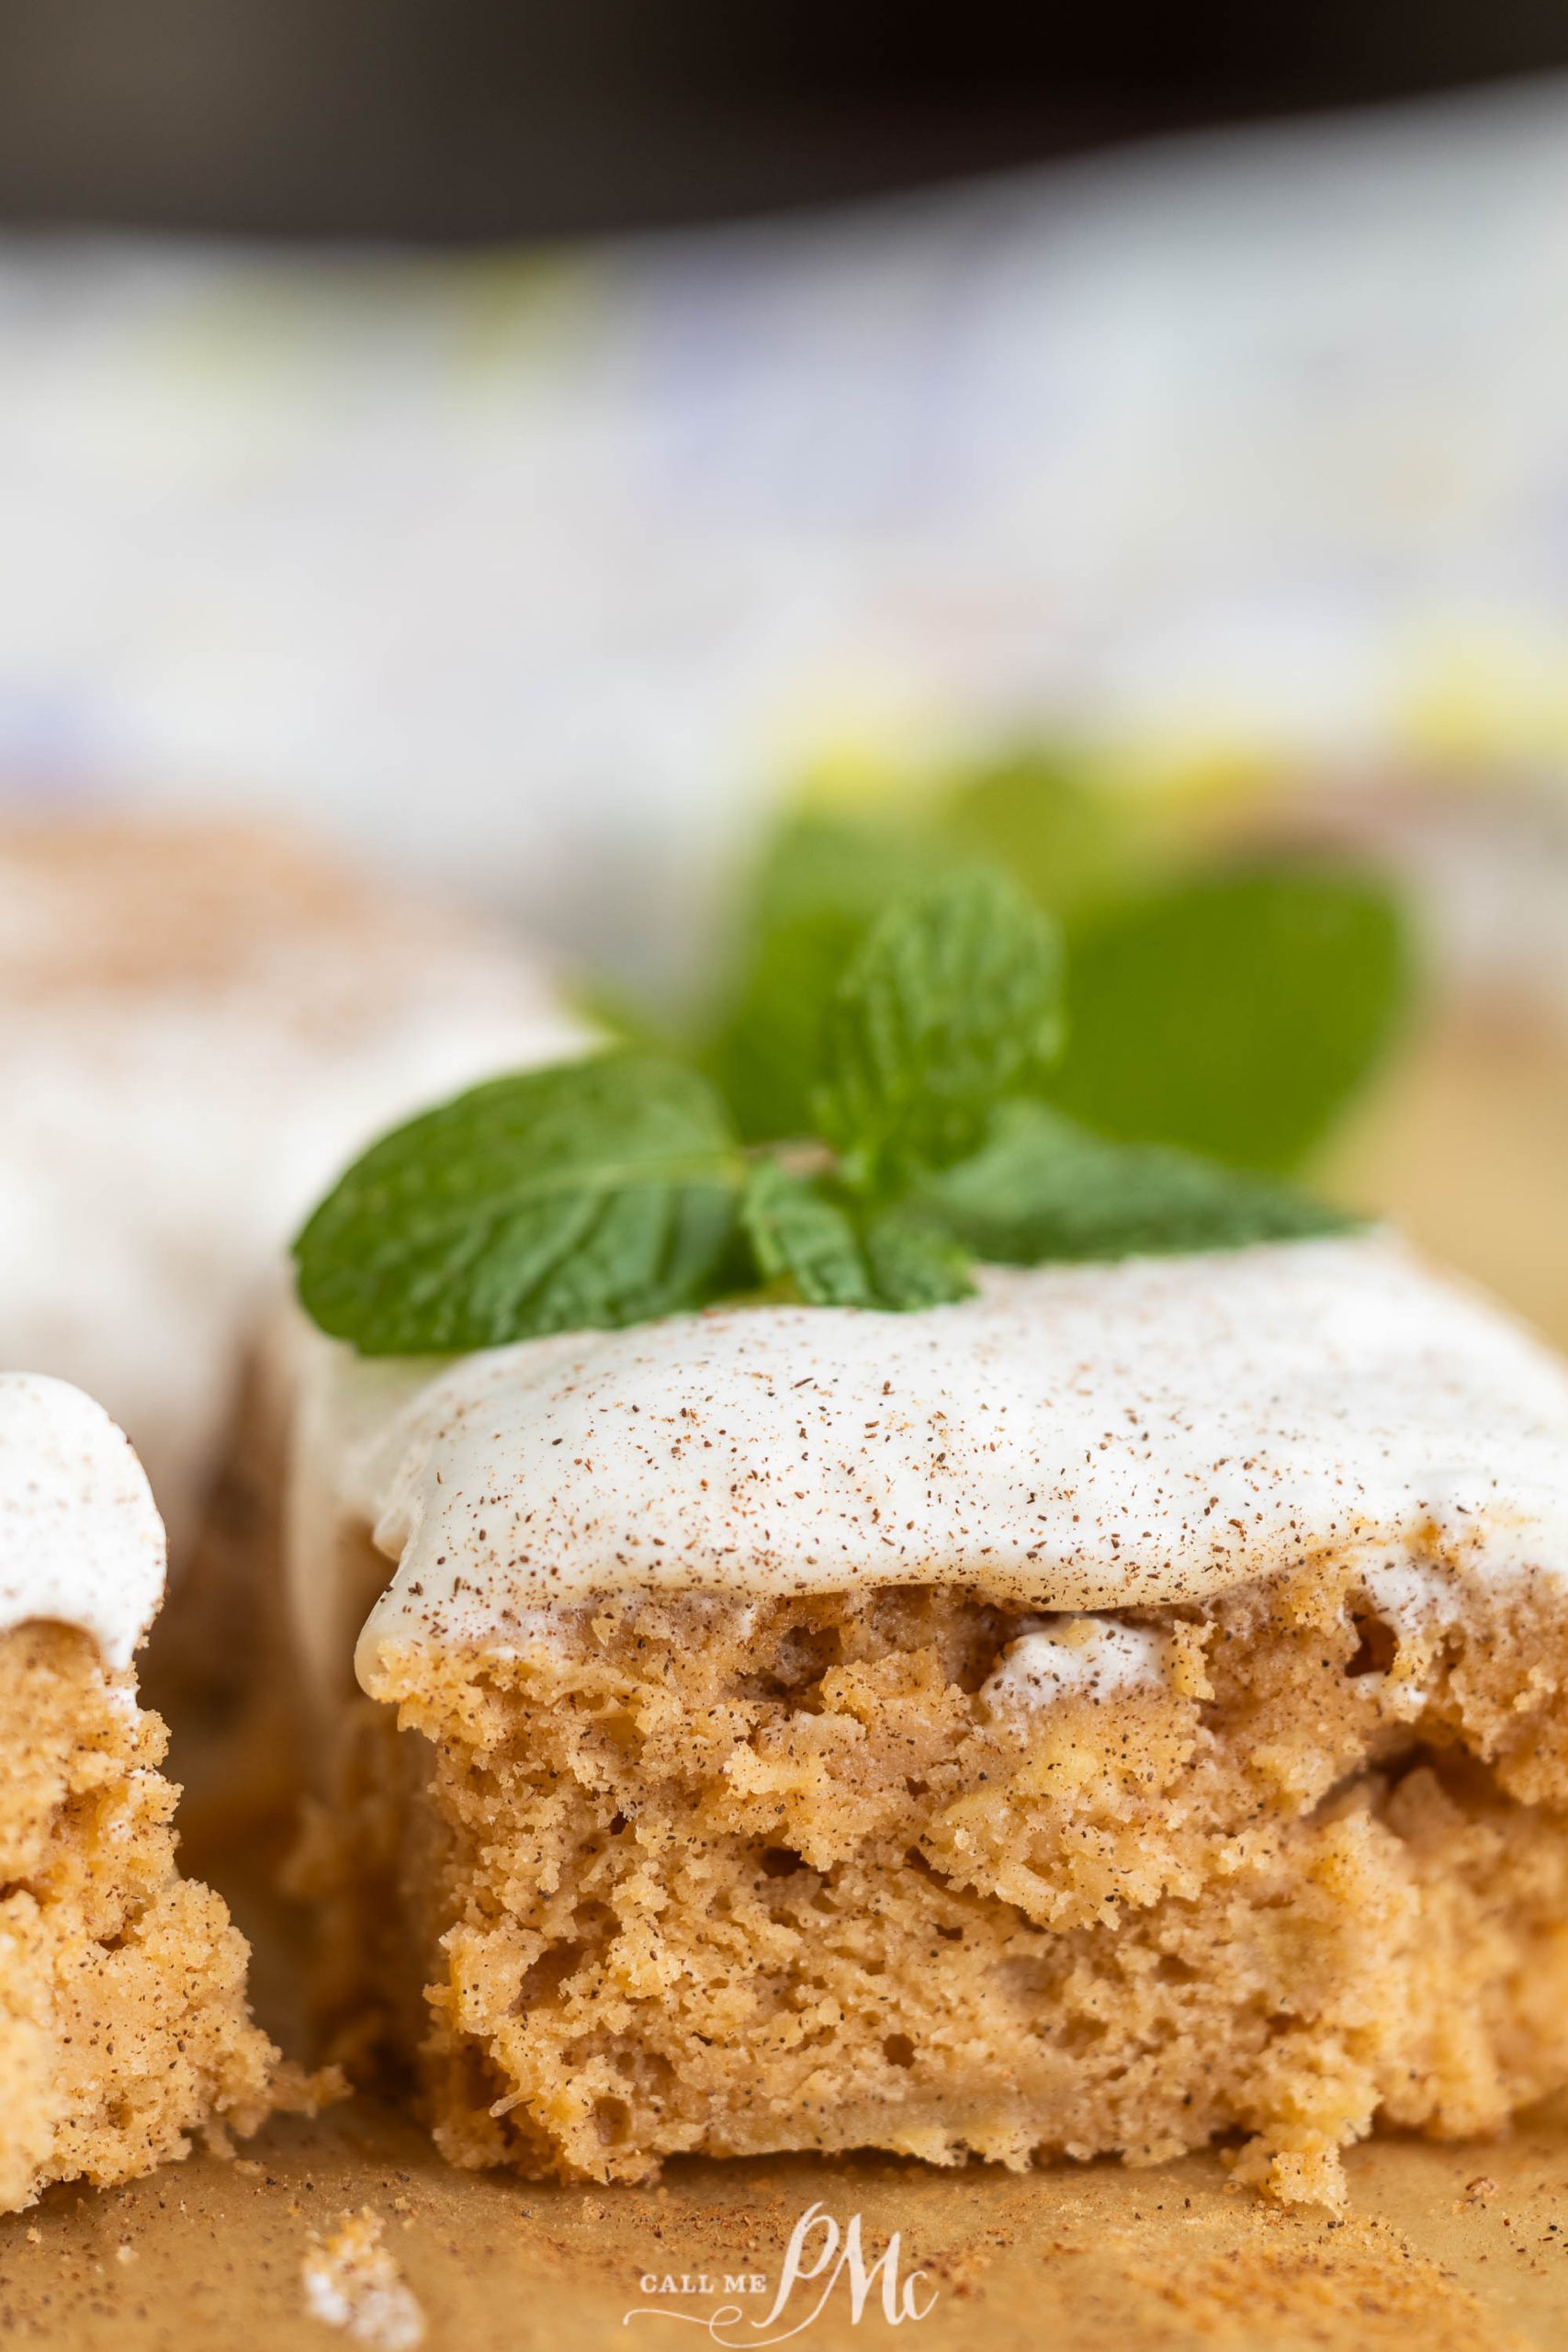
[
  {"left": 294, "top": 1053, "right": 744, "bottom": 1355},
  {"left": 705, "top": 809, "right": 951, "bottom": 1144},
  {"left": 701, "top": 786, "right": 1413, "bottom": 1179},
  {"left": 741, "top": 1162, "right": 976, "bottom": 1311},
  {"left": 927, "top": 1101, "right": 1356, "bottom": 1265},
  {"left": 815, "top": 870, "right": 1062, "bottom": 1191},
  {"left": 296, "top": 849, "right": 1371, "bottom": 1355},
  {"left": 740, "top": 1161, "right": 869, "bottom": 1306},
  {"left": 861, "top": 1205, "right": 976, "bottom": 1309}
]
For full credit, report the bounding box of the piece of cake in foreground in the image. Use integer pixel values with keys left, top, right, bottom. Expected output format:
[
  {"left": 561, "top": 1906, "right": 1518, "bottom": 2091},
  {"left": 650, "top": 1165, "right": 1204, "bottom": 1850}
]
[
  {"left": 290, "top": 1235, "right": 1568, "bottom": 2206},
  {"left": 0, "top": 1373, "right": 283, "bottom": 2211}
]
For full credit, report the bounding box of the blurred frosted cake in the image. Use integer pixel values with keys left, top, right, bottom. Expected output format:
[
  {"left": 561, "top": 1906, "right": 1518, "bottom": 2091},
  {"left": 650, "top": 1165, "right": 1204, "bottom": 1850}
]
[
  {"left": 290, "top": 1233, "right": 1568, "bottom": 2206},
  {"left": 0, "top": 819, "right": 581, "bottom": 1559},
  {"left": 0, "top": 816, "right": 584, "bottom": 1828},
  {"left": 0, "top": 1372, "right": 283, "bottom": 2211}
]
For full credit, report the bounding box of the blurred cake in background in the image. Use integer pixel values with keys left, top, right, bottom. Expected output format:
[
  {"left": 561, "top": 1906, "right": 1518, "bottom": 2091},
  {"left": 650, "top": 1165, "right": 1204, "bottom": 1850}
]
[
  {"left": 0, "top": 817, "right": 587, "bottom": 1889},
  {"left": 0, "top": 819, "right": 584, "bottom": 1561}
]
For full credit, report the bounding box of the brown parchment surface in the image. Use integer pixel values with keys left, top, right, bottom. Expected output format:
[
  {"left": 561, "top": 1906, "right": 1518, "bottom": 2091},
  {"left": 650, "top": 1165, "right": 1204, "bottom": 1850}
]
[{"left": 3, "top": 2091, "right": 1567, "bottom": 2352}]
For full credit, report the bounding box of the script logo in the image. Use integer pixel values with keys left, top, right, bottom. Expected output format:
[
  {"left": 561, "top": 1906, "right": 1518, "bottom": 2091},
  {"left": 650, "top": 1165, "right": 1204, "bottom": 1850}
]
[{"left": 624, "top": 2200, "right": 938, "bottom": 2344}]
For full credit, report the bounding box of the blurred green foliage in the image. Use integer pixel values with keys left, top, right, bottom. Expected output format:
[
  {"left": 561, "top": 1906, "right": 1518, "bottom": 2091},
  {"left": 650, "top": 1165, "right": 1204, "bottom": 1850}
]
[
  {"left": 1052, "top": 868, "right": 1411, "bottom": 1174},
  {"left": 704, "top": 807, "right": 950, "bottom": 1142},
  {"left": 700, "top": 744, "right": 1415, "bottom": 1175},
  {"left": 942, "top": 744, "right": 1159, "bottom": 924}
]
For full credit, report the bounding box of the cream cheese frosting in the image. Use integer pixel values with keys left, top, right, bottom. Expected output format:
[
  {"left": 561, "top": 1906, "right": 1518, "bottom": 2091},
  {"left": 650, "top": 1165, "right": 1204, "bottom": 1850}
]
[
  {"left": 0, "top": 822, "right": 585, "bottom": 1555},
  {"left": 307, "top": 1234, "right": 1568, "bottom": 1687},
  {"left": 980, "top": 1620, "right": 1167, "bottom": 1714},
  {"left": 0, "top": 1373, "right": 165, "bottom": 1670}
]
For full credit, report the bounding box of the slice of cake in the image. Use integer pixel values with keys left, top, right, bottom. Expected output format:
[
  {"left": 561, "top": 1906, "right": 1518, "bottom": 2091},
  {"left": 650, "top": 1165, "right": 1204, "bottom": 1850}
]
[
  {"left": 0, "top": 1372, "right": 283, "bottom": 2211},
  {"left": 288, "top": 1232, "right": 1568, "bottom": 2207},
  {"left": 0, "top": 817, "right": 586, "bottom": 1832},
  {"left": 0, "top": 817, "right": 582, "bottom": 1560}
]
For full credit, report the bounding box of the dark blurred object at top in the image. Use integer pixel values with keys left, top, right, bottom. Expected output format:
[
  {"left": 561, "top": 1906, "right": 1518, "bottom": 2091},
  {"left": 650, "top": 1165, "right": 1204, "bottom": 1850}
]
[{"left": 2, "top": 0, "right": 1567, "bottom": 241}]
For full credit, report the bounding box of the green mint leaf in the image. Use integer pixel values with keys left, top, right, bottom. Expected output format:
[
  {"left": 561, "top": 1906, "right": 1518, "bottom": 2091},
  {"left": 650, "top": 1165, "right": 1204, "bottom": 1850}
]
[
  {"left": 861, "top": 1204, "right": 976, "bottom": 1308},
  {"left": 740, "top": 1163, "right": 976, "bottom": 1310},
  {"left": 1046, "top": 866, "right": 1413, "bottom": 1173},
  {"left": 927, "top": 1100, "right": 1360, "bottom": 1265},
  {"left": 814, "top": 869, "right": 1063, "bottom": 1189},
  {"left": 294, "top": 1051, "right": 743, "bottom": 1355},
  {"left": 704, "top": 810, "right": 950, "bottom": 1144},
  {"left": 740, "top": 1160, "right": 874, "bottom": 1306}
]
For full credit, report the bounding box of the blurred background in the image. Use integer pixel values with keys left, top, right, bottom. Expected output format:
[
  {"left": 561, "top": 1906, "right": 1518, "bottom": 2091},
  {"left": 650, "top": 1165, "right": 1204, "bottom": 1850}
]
[
  {"left": 3, "top": 3, "right": 1567, "bottom": 1326},
  {"left": 7, "top": 0, "right": 1568, "bottom": 237}
]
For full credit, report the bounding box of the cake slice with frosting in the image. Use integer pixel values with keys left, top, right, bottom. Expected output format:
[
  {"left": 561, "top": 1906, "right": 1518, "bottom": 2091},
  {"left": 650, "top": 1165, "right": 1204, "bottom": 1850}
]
[
  {"left": 0, "top": 816, "right": 582, "bottom": 1563},
  {"left": 0, "top": 1373, "right": 287, "bottom": 2211},
  {"left": 0, "top": 816, "right": 586, "bottom": 1841},
  {"left": 288, "top": 1233, "right": 1568, "bottom": 2206}
]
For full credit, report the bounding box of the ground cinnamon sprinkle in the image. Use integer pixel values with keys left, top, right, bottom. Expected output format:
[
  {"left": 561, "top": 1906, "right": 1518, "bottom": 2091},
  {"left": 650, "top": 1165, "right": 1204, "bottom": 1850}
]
[{"left": 1122, "top": 2218, "right": 1529, "bottom": 2351}]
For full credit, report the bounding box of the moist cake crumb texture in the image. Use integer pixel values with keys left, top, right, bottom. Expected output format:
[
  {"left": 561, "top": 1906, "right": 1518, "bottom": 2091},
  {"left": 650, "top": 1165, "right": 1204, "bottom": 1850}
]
[
  {"left": 0, "top": 1621, "right": 282, "bottom": 2210},
  {"left": 0, "top": 1371, "right": 315, "bottom": 2211},
  {"left": 300, "top": 1565, "right": 1568, "bottom": 2208}
]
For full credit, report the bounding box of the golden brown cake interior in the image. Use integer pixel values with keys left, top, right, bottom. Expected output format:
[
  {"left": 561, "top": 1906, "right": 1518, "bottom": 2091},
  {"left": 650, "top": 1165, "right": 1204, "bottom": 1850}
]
[
  {"left": 0, "top": 1621, "right": 288, "bottom": 2211},
  {"left": 298, "top": 1561, "right": 1568, "bottom": 2209}
]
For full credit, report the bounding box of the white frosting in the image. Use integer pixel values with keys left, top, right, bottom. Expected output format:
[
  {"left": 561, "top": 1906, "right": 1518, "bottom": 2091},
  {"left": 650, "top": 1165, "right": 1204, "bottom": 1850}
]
[
  {"left": 981, "top": 1619, "right": 1165, "bottom": 1713},
  {"left": 1357, "top": 1558, "right": 1466, "bottom": 1644},
  {"left": 0, "top": 833, "right": 584, "bottom": 1555},
  {"left": 0, "top": 1374, "right": 165, "bottom": 1670},
  {"left": 328, "top": 1234, "right": 1568, "bottom": 1687},
  {"left": 282, "top": 1309, "right": 441, "bottom": 1702}
]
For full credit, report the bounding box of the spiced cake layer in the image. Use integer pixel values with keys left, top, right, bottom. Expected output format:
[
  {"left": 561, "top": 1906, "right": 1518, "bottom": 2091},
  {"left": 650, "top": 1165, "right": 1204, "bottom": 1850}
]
[{"left": 0, "top": 1373, "right": 284, "bottom": 2211}]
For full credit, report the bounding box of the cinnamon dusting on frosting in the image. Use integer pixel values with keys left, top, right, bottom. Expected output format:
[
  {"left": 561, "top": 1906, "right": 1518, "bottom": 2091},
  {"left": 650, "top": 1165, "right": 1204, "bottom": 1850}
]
[{"left": 319, "top": 1236, "right": 1568, "bottom": 1685}]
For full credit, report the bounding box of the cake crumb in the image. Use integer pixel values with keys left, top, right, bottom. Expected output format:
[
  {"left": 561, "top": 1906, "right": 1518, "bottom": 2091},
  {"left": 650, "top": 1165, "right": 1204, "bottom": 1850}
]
[
  {"left": 302, "top": 2209, "right": 425, "bottom": 2350},
  {"left": 115, "top": 2241, "right": 136, "bottom": 2266}
]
